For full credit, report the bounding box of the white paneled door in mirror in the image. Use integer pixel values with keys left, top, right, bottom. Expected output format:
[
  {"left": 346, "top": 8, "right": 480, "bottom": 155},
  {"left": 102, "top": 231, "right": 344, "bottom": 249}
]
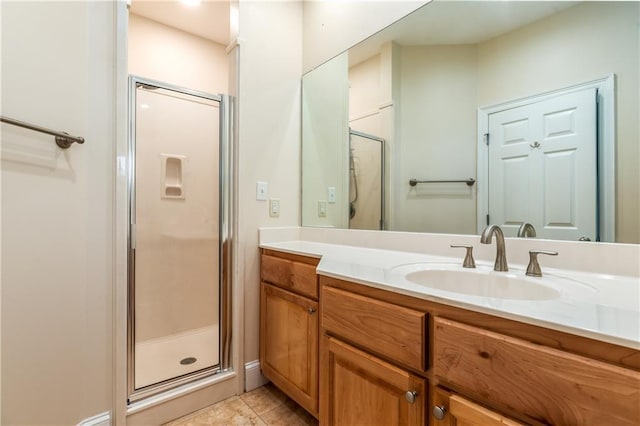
[{"left": 488, "top": 88, "right": 597, "bottom": 241}]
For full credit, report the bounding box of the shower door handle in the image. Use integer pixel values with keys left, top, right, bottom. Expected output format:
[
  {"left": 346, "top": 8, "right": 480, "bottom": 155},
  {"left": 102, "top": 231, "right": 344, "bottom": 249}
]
[{"left": 130, "top": 223, "right": 136, "bottom": 250}]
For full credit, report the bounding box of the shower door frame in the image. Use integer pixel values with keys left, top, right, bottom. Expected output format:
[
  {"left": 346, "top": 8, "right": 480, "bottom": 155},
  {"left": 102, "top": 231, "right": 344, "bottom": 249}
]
[{"left": 126, "top": 76, "right": 233, "bottom": 403}]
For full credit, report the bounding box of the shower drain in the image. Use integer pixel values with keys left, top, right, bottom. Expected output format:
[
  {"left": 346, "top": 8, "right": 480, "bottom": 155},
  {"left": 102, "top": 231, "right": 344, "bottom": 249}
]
[{"left": 180, "top": 357, "right": 197, "bottom": 365}]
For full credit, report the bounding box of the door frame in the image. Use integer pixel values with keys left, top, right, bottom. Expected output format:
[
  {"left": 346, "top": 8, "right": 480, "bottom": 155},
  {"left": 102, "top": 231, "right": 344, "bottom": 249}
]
[
  {"left": 477, "top": 74, "right": 615, "bottom": 241},
  {"left": 114, "top": 3, "right": 241, "bottom": 424}
]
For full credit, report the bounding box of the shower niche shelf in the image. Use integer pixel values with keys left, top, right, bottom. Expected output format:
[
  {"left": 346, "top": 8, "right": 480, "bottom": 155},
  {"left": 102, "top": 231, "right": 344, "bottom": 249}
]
[{"left": 161, "top": 153, "right": 186, "bottom": 199}]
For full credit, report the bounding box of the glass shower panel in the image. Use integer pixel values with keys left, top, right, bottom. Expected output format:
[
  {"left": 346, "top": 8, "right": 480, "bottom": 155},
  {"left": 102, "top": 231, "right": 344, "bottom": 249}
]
[
  {"left": 133, "top": 85, "right": 220, "bottom": 390},
  {"left": 349, "top": 132, "right": 383, "bottom": 230}
]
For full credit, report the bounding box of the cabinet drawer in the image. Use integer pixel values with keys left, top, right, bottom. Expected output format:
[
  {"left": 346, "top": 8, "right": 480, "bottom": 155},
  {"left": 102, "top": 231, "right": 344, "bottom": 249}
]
[
  {"left": 322, "top": 286, "right": 427, "bottom": 371},
  {"left": 433, "top": 317, "right": 640, "bottom": 425},
  {"left": 261, "top": 254, "right": 318, "bottom": 299}
]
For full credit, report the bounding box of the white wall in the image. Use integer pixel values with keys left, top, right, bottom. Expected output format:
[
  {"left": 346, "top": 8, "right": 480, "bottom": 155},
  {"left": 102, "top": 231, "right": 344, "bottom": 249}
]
[
  {"left": 346, "top": 44, "right": 478, "bottom": 234},
  {"left": 237, "top": 0, "right": 303, "bottom": 369},
  {"left": 396, "top": 44, "right": 478, "bottom": 233},
  {"left": 477, "top": 1, "right": 639, "bottom": 242},
  {"left": 350, "top": 55, "right": 381, "bottom": 120},
  {"left": 1, "top": 2, "right": 115, "bottom": 424},
  {"left": 303, "top": 0, "right": 429, "bottom": 73},
  {"left": 129, "top": 13, "right": 228, "bottom": 94}
]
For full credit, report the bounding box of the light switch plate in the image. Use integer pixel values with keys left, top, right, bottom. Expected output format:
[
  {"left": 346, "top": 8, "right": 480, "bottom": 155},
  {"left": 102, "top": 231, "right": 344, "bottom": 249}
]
[
  {"left": 328, "top": 187, "right": 336, "bottom": 203},
  {"left": 269, "top": 199, "right": 280, "bottom": 217},
  {"left": 318, "top": 200, "right": 327, "bottom": 217},
  {"left": 256, "top": 181, "right": 268, "bottom": 201}
]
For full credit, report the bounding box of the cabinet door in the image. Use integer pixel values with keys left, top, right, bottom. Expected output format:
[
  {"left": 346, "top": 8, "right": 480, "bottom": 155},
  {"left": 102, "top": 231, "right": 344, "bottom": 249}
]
[
  {"left": 449, "top": 395, "right": 523, "bottom": 426},
  {"left": 321, "top": 336, "right": 426, "bottom": 426},
  {"left": 260, "top": 282, "right": 318, "bottom": 416}
]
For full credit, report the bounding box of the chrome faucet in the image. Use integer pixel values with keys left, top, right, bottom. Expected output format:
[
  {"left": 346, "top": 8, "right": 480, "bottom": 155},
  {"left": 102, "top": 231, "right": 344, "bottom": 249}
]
[
  {"left": 480, "top": 225, "right": 508, "bottom": 271},
  {"left": 517, "top": 222, "right": 536, "bottom": 238}
]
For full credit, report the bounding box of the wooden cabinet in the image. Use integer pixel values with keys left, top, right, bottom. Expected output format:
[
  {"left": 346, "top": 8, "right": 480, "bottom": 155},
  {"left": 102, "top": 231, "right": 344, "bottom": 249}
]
[
  {"left": 261, "top": 248, "right": 640, "bottom": 425},
  {"left": 321, "top": 336, "right": 426, "bottom": 426},
  {"left": 260, "top": 250, "right": 320, "bottom": 417},
  {"left": 319, "top": 275, "right": 640, "bottom": 426},
  {"left": 320, "top": 283, "right": 428, "bottom": 426}
]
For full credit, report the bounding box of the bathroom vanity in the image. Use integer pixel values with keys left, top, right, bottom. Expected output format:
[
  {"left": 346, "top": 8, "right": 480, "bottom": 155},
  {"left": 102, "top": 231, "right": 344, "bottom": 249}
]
[{"left": 259, "top": 238, "right": 640, "bottom": 425}]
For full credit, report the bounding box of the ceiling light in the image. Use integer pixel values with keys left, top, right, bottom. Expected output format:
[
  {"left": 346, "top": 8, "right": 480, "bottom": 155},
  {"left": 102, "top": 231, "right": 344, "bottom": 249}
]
[{"left": 181, "top": 0, "right": 201, "bottom": 6}]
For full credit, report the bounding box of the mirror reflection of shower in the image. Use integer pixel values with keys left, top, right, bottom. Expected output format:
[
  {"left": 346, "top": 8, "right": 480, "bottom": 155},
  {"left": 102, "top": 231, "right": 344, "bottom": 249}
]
[
  {"left": 348, "top": 129, "right": 385, "bottom": 230},
  {"left": 349, "top": 146, "right": 358, "bottom": 220}
]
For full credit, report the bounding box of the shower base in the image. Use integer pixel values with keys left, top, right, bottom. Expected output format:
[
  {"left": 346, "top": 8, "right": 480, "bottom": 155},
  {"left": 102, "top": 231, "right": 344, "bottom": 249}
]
[{"left": 135, "top": 324, "right": 220, "bottom": 389}]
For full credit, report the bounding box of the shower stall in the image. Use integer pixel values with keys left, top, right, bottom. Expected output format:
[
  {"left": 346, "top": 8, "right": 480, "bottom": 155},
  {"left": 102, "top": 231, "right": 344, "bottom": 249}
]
[
  {"left": 127, "top": 77, "right": 232, "bottom": 402},
  {"left": 349, "top": 129, "right": 385, "bottom": 230}
]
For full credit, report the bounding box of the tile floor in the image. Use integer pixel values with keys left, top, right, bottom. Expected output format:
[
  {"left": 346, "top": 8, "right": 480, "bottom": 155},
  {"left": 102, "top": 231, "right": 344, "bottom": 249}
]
[{"left": 163, "top": 383, "right": 318, "bottom": 426}]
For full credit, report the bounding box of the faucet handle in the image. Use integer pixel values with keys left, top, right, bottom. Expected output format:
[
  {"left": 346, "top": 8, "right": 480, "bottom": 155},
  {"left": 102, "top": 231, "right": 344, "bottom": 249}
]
[
  {"left": 517, "top": 222, "right": 537, "bottom": 238},
  {"left": 526, "top": 250, "right": 558, "bottom": 277},
  {"left": 450, "top": 245, "right": 476, "bottom": 268}
]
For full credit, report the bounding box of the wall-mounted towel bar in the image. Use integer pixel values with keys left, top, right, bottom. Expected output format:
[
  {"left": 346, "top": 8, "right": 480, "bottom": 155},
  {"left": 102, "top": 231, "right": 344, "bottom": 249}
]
[
  {"left": 1, "top": 115, "right": 85, "bottom": 149},
  {"left": 409, "top": 178, "right": 475, "bottom": 187}
]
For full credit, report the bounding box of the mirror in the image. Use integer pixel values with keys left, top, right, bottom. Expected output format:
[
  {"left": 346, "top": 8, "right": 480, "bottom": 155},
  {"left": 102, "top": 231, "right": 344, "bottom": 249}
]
[{"left": 301, "top": 1, "right": 639, "bottom": 243}]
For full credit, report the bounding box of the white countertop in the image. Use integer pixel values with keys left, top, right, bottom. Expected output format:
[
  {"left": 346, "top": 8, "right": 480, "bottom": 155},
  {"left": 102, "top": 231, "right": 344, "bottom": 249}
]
[{"left": 261, "top": 240, "right": 640, "bottom": 350}]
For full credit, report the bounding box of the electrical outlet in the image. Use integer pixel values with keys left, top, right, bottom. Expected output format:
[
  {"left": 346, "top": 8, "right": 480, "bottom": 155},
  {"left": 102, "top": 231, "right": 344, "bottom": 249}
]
[
  {"left": 328, "top": 187, "right": 336, "bottom": 203},
  {"left": 256, "top": 181, "right": 268, "bottom": 201},
  {"left": 318, "top": 200, "right": 327, "bottom": 217},
  {"left": 269, "top": 198, "right": 280, "bottom": 217}
]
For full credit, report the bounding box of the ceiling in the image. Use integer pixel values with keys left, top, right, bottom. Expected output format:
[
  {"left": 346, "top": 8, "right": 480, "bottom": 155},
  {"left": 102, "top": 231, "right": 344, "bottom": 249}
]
[
  {"left": 130, "top": 0, "right": 230, "bottom": 46},
  {"left": 349, "top": 1, "right": 579, "bottom": 66}
]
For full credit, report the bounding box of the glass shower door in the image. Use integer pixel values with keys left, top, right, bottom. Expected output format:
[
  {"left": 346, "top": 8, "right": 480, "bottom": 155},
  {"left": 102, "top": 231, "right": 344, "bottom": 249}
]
[
  {"left": 349, "top": 130, "right": 385, "bottom": 230},
  {"left": 129, "top": 78, "right": 224, "bottom": 400}
]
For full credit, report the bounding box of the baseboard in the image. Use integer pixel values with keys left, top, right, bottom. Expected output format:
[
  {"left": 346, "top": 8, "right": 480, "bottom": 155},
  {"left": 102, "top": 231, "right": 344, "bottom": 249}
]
[
  {"left": 77, "top": 411, "right": 111, "bottom": 426},
  {"left": 244, "top": 360, "right": 269, "bottom": 392}
]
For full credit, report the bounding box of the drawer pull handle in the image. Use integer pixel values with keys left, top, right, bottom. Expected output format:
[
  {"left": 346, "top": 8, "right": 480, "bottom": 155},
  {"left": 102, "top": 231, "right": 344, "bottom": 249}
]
[
  {"left": 432, "top": 405, "right": 447, "bottom": 420},
  {"left": 307, "top": 307, "right": 316, "bottom": 314},
  {"left": 405, "top": 391, "right": 418, "bottom": 404}
]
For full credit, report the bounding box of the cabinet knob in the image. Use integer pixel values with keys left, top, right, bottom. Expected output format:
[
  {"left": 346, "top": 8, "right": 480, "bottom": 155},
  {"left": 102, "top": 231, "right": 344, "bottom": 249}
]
[
  {"left": 405, "top": 391, "right": 417, "bottom": 404},
  {"left": 307, "top": 307, "right": 316, "bottom": 314},
  {"left": 432, "top": 405, "right": 447, "bottom": 420}
]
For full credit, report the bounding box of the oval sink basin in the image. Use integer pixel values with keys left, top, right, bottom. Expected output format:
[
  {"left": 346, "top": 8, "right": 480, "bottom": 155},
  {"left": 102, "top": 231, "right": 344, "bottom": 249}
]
[{"left": 402, "top": 267, "right": 561, "bottom": 301}]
